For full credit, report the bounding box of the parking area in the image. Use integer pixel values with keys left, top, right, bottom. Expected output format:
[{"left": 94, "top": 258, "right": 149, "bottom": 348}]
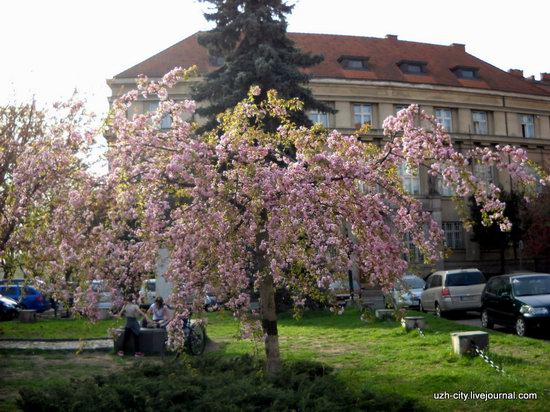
[{"left": 450, "top": 311, "right": 550, "bottom": 340}]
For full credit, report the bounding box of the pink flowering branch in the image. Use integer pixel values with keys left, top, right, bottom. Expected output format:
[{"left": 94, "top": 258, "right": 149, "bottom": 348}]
[{"left": 40, "top": 68, "right": 546, "bottom": 372}]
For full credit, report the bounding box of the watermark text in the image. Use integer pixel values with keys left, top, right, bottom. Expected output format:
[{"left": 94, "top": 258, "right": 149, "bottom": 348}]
[{"left": 433, "top": 391, "right": 537, "bottom": 401}]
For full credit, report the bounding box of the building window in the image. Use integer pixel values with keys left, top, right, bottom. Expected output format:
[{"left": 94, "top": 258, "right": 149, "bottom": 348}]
[
  {"left": 339, "top": 56, "right": 369, "bottom": 70},
  {"left": 404, "top": 233, "right": 422, "bottom": 263},
  {"left": 148, "top": 101, "right": 158, "bottom": 113},
  {"left": 436, "top": 177, "right": 455, "bottom": 197},
  {"left": 356, "top": 179, "right": 382, "bottom": 194},
  {"left": 148, "top": 101, "right": 172, "bottom": 129},
  {"left": 452, "top": 66, "right": 479, "bottom": 79},
  {"left": 473, "top": 163, "right": 494, "bottom": 184},
  {"left": 353, "top": 104, "right": 372, "bottom": 128},
  {"left": 522, "top": 165, "right": 544, "bottom": 193},
  {"left": 398, "top": 163, "right": 420, "bottom": 195},
  {"left": 398, "top": 61, "right": 427, "bottom": 74},
  {"left": 442, "top": 221, "right": 464, "bottom": 249},
  {"left": 394, "top": 104, "right": 409, "bottom": 114},
  {"left": 308, "top": 110, "right": 329, "bottom": 127},
  {"left": 520, "top": 114, "right": 535, "bottom": 138},
  {"left": 435, "top": 108, "right": 452, "bottom": 131},
  {"left": 126, "top": 105, "right": 139, "bottom": 120},
  {"left": 472, "top": 111, "right": 488, "bottom": 135}
]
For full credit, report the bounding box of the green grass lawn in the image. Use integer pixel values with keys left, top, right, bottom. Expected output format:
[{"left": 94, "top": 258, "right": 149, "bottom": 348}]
[
  {"left": 1, "top": 308, "right": 549, "bottom": 411},
  {"left": 0, "top": 317, "right": 123, "bottom": 339}
]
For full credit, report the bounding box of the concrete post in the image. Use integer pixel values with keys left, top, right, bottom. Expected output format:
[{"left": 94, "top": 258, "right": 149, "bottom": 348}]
[
  {"left": 19, "top": 309, "right": 37, "bottom": 323},
  {"left": 451, "top": 331, "right": 489, "bottom": 355},
  {"left": 402, "top": 316, "right": 426, "bottom": 331},
  {"left": 375, "top": 309, "right": 394, "bottom": 321}
]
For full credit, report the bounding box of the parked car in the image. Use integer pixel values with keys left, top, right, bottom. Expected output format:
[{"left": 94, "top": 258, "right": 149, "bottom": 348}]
[
  {"left": 420, "top": 269, "right": 486, "bottom": 317},
  {"left": 0, "top": 284, "right": 51, "bottom": 312},
  {"left": 89, "top": 280, "right": 119, "bottom": 312},
  {"left": 481, "top": 272, "right": 550, "bottom": 336},
  {"left": 0, "top": 293, "right": 20, "bottom": 320},
  {"left": 139, "top": 279, "right": 157, "bottom": 309},
  {"left": 385, "top": 274, "right": 425, "bottom": 309},
  {"left": 139, "top": 278, "right": 220, "bottom": 311}
]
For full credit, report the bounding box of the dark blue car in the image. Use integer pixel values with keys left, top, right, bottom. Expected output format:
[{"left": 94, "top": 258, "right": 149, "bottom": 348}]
[
  {"left": 0, "top": 284, "right": 51, "bottom": 313},
  {"left": 481, "top": 273, "right": 550, "bottom": 336},
  {"left": 0, "top": 293, "right": 19, "bottom": 320}
]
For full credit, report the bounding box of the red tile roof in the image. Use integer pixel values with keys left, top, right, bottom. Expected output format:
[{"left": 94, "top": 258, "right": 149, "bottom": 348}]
[{"left": 114, "top": 32, "right": 550, "bottom": 97}]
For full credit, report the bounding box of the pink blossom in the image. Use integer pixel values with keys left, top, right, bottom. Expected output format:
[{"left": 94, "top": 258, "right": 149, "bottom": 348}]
[{"left": 20, "top": 70, "right": 547, "bottom": 354}]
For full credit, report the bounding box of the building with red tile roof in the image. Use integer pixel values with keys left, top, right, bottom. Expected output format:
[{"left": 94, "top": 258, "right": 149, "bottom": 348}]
[
  {"left": 108, "top": 32, "right": 550, "bottom": 275},
  {"left": 114, "top": 32, "right": 549, "bottom": 97}
]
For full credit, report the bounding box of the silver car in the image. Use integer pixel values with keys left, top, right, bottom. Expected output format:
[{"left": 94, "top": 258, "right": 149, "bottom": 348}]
[
  {"left": 385, "top": 275, "right": 425, "bottom": 308},
  {"left": 420, "top": 269, "right": 486, "bottom": 317}
]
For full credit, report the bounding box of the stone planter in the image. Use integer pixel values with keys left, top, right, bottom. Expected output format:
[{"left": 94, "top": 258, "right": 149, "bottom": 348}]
[
  {"left": 375, "top": 309, "right": 395, "bottom": 321},
  {"left": 114, "top": 327, "right": 168, "bottom": 356},
  {"left": 401, "top": 316, "right": 426, "bottom": 331},
  {"left": 19, "top": 309, "right": 37, "bottom": 323},
  {"left": 451, "top": 331, "right": 489, "bottom": 355}
]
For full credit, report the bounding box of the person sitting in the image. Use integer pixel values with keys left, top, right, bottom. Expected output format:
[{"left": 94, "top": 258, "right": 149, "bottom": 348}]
[{"left": 147, "top": 296, "right": 171, "bottom": 328}]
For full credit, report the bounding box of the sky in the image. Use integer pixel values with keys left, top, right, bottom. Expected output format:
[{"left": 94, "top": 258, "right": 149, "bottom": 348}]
[{"left": 1, "top": 0, "right": 550, "bottom": 118}]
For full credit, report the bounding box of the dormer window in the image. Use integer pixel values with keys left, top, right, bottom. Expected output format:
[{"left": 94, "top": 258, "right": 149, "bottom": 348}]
[
  {"left": 452, "top": 66, "right": 479, "bottom": 79},
  {"left": 398, "top": 60, "right": 427, "bottom": 74},
  {"left": 338, "top": 56, "right": 369, "bottom": 70}
]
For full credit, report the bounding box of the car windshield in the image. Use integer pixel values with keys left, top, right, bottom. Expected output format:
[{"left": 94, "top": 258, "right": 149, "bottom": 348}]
[
  {"left": 1, "top": 287, "right": 18, "bottom": 295},
  {"left": 146, "top": 282, "right": 156, "bottom": 292},
  {"left": 445, "top": 272, "right": 486, "bottom": 287},
  {"left": 512, "top": 276, "right": 550, "bottom": 297},
  {"left": 402, "top": 277, "right": 425, "bottom": 289}
]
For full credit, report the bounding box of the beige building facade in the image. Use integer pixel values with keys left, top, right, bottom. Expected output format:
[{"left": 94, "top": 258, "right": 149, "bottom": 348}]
[{"left": 108, "top": 32, "right": 550, "bottom": 276}]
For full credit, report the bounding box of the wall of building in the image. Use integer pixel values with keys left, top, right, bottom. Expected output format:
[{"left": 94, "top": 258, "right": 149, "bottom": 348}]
[{"left": 108, "top": 74, "right": 550, "bottom": 276}]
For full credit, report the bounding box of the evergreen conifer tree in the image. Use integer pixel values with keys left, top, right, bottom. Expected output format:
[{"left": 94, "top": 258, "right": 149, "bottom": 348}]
[{"left": 194, "top": 0, "right": 334, "bottom": 131}]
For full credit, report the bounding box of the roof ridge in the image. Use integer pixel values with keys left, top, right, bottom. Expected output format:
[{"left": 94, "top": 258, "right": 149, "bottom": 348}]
[{"left": 288, "top": 32, "right": 462, "bottom": 49}]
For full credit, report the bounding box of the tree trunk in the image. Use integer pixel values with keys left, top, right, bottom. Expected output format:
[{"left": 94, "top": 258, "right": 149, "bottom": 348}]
[
  {"left": 259, "top": 274, "right": 281, "bottom": 376},
  {"left": 255, "top": 211, "right": 282, "bottom": 377}
]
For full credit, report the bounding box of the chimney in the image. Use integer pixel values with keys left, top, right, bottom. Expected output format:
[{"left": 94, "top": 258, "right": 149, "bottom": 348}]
[
  {"left": 385, "top": 34, "right": 398, "bottom": 41},
  {"left": 541, "top": 73, "right": 550, "bottom": 84},
  {"left": 508, "top": 69, "right": 524, "bottom": 78},
  {"left": 451, "top": 43, "right": 465, "bottom": 52}
]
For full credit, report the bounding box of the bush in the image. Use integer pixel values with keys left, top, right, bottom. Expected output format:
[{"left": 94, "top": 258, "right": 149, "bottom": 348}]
[{"left": 18, "top": 355, "right": 421, "bottom": 411}]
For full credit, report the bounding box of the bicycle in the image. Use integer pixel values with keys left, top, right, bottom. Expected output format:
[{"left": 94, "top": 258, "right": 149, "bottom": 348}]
[{"left": 173, "top": 315, "right": 206, "bottom": 357}]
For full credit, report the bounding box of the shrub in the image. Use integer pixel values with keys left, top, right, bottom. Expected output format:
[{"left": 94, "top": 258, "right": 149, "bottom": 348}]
[{"left": 18, "top": 355, "right": 422, "bottom": 411}]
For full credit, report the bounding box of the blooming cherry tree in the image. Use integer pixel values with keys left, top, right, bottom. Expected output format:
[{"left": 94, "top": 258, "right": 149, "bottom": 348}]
[
  {"left": 79, "top": 68, "right": 548, "bottom": 374},
  {"left": 0, "top": 100, "right": 96, "bottom": 286}
]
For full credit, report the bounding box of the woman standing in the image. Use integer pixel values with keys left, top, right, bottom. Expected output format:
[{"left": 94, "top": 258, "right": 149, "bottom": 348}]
[{"left": 117, "top": 296, "right": 150, "bottom": 357}]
